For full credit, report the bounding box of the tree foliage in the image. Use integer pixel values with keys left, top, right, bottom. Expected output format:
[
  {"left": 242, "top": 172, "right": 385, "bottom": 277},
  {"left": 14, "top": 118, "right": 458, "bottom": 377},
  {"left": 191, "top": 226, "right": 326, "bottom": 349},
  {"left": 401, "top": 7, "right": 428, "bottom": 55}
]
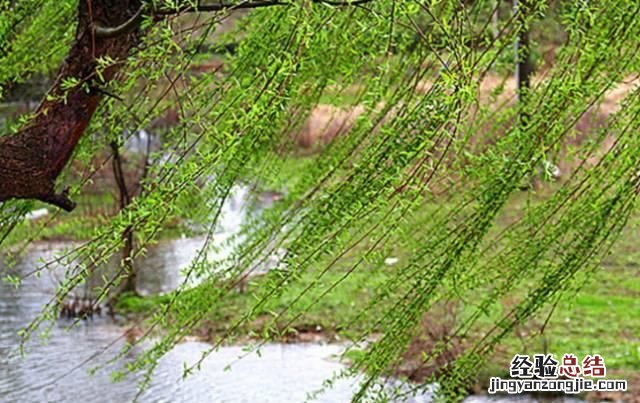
[{"left": 1, "top": 0, "right": 640, "bottom": 400}]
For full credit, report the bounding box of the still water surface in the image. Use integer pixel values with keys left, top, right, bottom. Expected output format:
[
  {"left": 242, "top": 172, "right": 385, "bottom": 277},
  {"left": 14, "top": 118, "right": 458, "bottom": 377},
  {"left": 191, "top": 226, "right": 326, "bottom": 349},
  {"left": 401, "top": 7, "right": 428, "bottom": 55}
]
[
  {"left": 0, "top": 240, "right": 430, "bottom": 402},
  {"left": 0, "top": 187, "right": 581, "bottom": 402}
]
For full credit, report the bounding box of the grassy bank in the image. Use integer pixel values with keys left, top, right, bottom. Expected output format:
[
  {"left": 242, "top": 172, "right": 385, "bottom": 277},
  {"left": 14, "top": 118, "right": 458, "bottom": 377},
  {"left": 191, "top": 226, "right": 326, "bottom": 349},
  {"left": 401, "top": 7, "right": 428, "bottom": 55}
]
[
  {"left": 4, "top": 193, "right": 117, "bottom": 244},
  {"left": 13, "top": 149, "right": 635, "bottom": 399},
  {"left": 116, "top": 193, "right": 640, "bottom": 399},
  {"left": 4, "top": 191, "right": 191, "bottom": 246}
]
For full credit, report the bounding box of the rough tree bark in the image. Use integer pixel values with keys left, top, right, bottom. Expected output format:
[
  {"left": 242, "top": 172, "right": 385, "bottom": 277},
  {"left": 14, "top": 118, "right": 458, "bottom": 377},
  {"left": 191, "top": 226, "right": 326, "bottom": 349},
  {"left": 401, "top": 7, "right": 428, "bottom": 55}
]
[
  {"left": 0, "top": 0, "right": 370, "bottom": 212},
  {"left": 0, "top": 0, "right": 142, "bottom": 211}
]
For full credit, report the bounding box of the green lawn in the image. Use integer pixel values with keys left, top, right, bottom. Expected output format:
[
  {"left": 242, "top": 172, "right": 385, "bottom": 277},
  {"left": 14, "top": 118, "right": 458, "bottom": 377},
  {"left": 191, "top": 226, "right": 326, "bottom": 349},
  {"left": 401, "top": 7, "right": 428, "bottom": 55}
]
[
  {"left": 114, "top": 188, "right": 639, "bottom": 401},
  {"left": 14, "top": 153, "right": 636, "bottom": 395}
]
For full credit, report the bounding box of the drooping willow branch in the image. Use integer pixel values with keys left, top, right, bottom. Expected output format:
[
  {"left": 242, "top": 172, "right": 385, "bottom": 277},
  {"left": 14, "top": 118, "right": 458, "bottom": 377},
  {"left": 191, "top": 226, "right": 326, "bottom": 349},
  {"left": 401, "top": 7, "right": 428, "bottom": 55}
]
[{"left": 0, "top": 0, "right": 372, "bottom": 211}]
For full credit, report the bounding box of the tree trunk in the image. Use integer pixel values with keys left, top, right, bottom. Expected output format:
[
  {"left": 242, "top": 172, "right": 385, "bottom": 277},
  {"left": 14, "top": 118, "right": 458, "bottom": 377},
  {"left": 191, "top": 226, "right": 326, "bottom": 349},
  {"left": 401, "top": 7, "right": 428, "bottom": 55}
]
[
  {"left": 0, "top": 0, "right": 141, "bottom": 211},
  {"left": 514, "top": 0, "right": 532, "bottom": 126},
  {"left": 110, "top": 141, "right": 136, "bottom": 294},
  {"left": 121, "top": 226, "right": 136, "bottom": 293},
  {"left": 491, "top": 0, "right": 500, "bottom": 40}
]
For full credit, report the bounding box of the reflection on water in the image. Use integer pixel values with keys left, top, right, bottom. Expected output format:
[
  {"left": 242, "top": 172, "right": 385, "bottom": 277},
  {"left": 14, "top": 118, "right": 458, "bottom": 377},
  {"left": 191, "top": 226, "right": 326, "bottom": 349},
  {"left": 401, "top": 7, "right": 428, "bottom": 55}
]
[
  {"left": 0, "top": 246, "right": 132, "bottom": 403},
  {"left": 136, "top": 236, "right": 208, "bottom": 295},
  {"left": 0, "top": 186, "right": 582, "bottom": 402},
  {"left": 0, "top": 244, "right": 586, "bottom": 402},
  {"left": 137, "top": 343, "right": 423, "bottom": 403},
  {"left": 0, "top": 228, "right": 375, "bottom": 402},
  {"left": 136, "top": 184, "right": 284, "bottom": 295},
  {"left": 3, "top": 185, "right": 389, "bottom": 403},
  {"left": 0, "top": 243, "right": 425, "bottom": 402}
]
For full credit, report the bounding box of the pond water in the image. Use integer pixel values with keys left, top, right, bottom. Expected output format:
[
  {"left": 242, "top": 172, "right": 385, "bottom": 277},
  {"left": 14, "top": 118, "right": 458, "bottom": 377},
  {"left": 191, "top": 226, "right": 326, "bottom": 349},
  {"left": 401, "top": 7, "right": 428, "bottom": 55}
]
[
  {"left": 0, "top": 186, "right": 582, "bottom": 402},
  {"left": 0, "top": 235, "right": 428, "bottom": 402},
  {"left": 0, "top": 244, "right": 581, "bottom": 403}
]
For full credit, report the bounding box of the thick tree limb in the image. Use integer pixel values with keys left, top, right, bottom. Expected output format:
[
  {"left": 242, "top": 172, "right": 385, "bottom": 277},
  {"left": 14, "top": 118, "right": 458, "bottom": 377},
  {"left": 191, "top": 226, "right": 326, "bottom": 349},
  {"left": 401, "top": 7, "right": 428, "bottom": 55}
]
[
  {"left": 93, "top": 4, "right": 145, "bottom": 39},
  {"left": 154, "top": 1, "right": 287, "bottom": 15},
  {"left": 0, "top": 0, "right": 142, "bottom": 211},
  {"left": 0, "top": 0, "right": 371, "bottom": 211},
  {"left": 154, "top": 0, "right": 373, "bottom": 15}
]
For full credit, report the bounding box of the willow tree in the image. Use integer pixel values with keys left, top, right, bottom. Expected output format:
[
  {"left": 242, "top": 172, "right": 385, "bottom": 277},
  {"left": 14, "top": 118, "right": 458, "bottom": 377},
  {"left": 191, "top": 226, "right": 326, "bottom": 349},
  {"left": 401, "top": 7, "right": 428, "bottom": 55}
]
[{"left": 1, "top": 0, "right": 640, "bottom": 401}]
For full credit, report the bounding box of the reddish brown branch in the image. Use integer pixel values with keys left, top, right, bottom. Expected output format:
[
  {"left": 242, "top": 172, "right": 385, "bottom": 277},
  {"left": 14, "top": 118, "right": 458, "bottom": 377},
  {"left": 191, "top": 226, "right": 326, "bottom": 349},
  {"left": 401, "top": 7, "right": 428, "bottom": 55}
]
[
  {"left": 0, "top": 0, "right": 142, "bottom": 211},
  {"left": 153, "top": 0, "right": 374, "bottom": 14},
  {"left": 0, "top": 0, "right": 370, "bottom": 211},
  {"left": 154, "top": 1, "right": 287, "bottom": 14}
]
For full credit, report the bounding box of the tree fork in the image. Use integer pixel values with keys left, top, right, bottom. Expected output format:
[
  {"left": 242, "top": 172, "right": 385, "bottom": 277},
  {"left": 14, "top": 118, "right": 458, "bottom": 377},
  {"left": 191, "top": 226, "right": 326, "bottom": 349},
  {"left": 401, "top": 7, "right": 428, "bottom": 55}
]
[
  {"left": 0, "top": 0, "right": 142, "bottom": 211},
  {"left": 0, "top": 0, "right": 373, "bottom": 211}
]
